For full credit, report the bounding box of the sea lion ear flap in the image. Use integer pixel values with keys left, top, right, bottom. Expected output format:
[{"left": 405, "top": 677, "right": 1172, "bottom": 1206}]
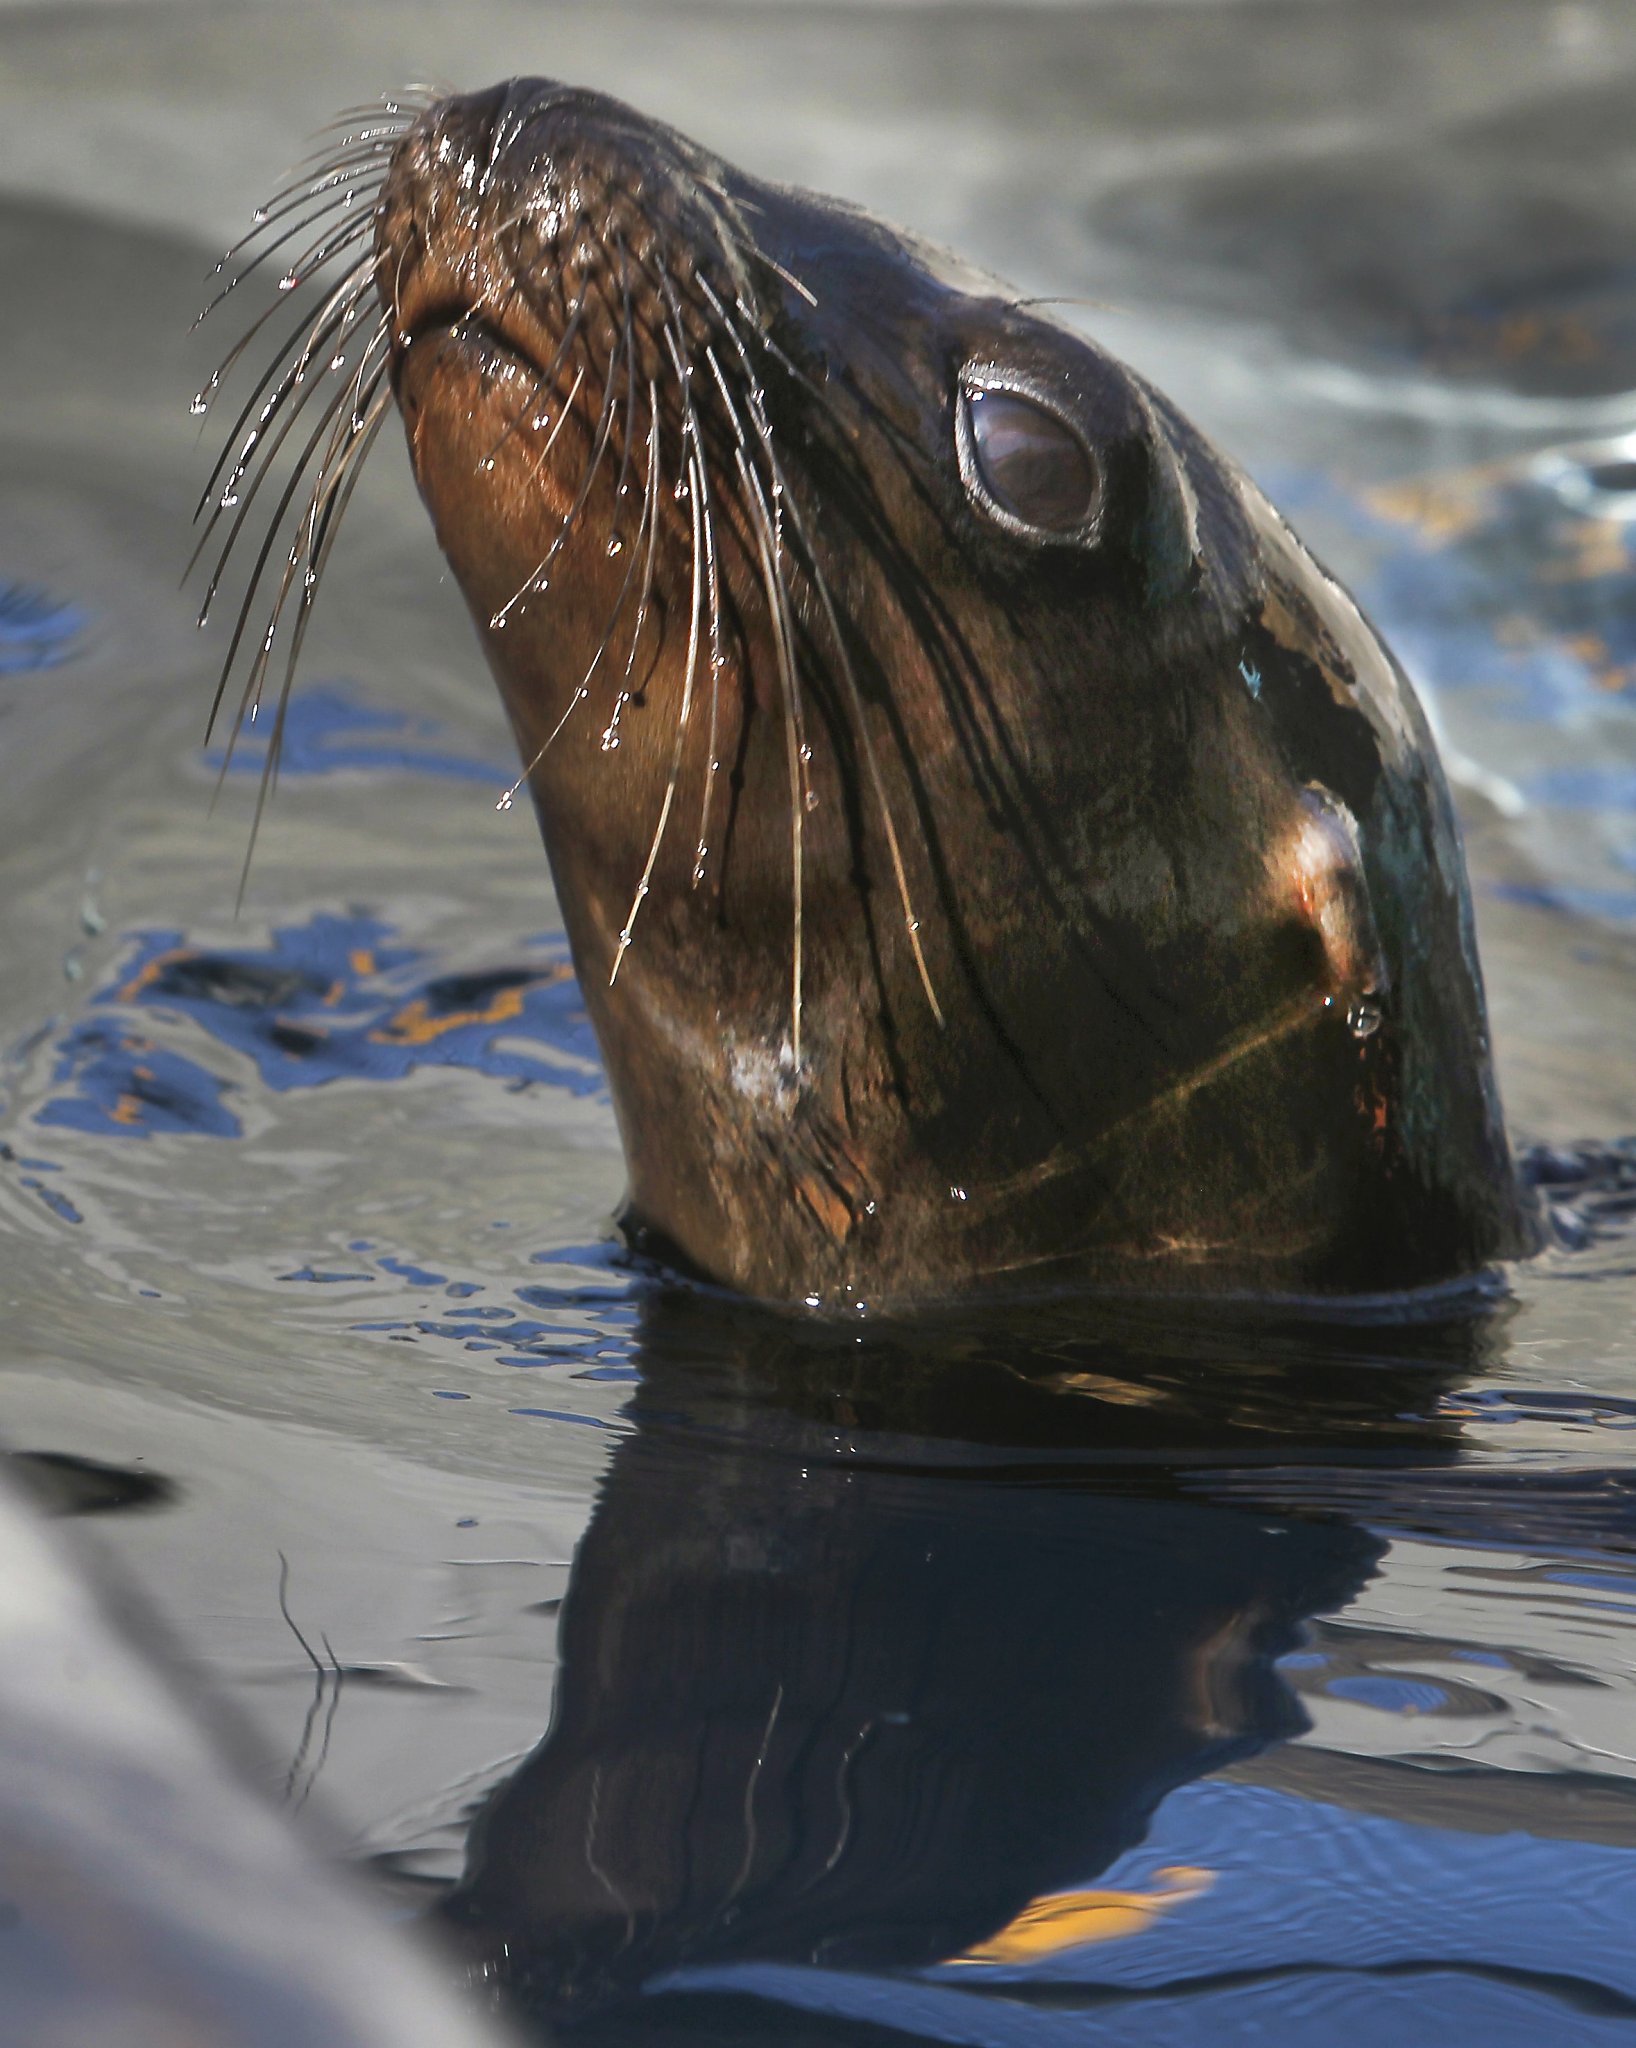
[{"left": 1131, "top": 386, "right": 1201, "bottom": 607}]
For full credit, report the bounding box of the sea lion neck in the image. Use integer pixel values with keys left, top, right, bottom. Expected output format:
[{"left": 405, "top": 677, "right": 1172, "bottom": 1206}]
[{"left": 350, "top": 81, "right": 1539, "bottom": 1308}]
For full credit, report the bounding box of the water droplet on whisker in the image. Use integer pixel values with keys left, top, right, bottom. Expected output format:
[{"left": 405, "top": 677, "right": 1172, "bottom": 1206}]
[
  {"left": 606, "top": 535, "right": 624, "bottom": 556},
  {"left": 1347, "top": 998, "right": 1382, "bottom": 1040},
  {"left": 279, "top": 272, "right": 299, "bottom": 292}
]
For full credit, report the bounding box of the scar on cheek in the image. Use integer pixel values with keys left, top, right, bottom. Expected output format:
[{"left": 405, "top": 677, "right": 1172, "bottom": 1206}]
[{"left": 1276, "top": 784, "right": 1386, "bottom": 1006}]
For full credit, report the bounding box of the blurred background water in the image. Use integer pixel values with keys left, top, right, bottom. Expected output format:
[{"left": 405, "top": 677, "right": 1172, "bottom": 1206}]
[{"left": 3, "top": 1, "right": 1636, "bottom": 2041}]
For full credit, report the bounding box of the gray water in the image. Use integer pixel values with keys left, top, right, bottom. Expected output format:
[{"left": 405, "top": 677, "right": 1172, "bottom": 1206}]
[{"left": 3, "top": 2, "right": 1636, "bottom": 2041}]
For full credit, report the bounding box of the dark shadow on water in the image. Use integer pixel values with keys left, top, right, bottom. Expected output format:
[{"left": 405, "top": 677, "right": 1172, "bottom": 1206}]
[{"left": 435, "top": 1284, "right": 1508, "bottom": 2037}]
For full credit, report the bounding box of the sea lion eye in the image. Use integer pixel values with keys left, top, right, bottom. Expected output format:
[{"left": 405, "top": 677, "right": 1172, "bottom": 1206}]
[{"left": 958, "top": 382, "right": 1101, "bottom": 540}]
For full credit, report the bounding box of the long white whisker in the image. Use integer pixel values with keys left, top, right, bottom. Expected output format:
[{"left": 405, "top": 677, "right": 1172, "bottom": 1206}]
[{"left": 610, "top": 436, "right": 706, "bottom": 988}]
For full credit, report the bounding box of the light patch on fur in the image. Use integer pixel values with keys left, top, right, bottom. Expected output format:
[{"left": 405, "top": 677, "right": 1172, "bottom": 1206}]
[
  {"left": 1277, "top": 785, "right": 1385, "bottom": 1004},
  {"left": 727, "top": 1035, "right": 799, "bottom": 1107}
]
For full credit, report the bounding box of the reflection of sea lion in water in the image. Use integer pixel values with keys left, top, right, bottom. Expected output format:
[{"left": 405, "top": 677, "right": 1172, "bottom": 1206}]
[
  {"left": 436, "top": 1300, "right": 1414, "bottom": 2013},
  {"left": 206, "top": 81, "right": 1539, "bottom": 1307}
]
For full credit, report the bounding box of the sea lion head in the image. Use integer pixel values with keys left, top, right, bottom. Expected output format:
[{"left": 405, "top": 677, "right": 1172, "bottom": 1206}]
[{"left": 206, "top": 80, "right": 1537, "bottom": 1306}]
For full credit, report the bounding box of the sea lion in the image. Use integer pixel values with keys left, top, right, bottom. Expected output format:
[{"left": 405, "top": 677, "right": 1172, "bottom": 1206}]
[{"left": 199, "top": 80, "right": 1538, "bottom": 1309}]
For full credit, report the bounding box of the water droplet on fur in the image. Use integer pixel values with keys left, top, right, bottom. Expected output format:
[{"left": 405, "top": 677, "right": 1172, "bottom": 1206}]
[
  {"left": 804, "top": 790, "right": 819, "bottom": 811},
  {"left": 950, "top": 1185, "right": 967, "bottom": 1202},
  {"left": 607, "top": 535, "right": 624, "bottom": 556},
  {"left": 798, "top": 744, "right": 812, "bottom": 764},
  {"left": 1348, "top": 998, "right": 1382, "bottom": 1039},
  {"left": 480, "top": 456, "right": 495, "bottom": 472}
]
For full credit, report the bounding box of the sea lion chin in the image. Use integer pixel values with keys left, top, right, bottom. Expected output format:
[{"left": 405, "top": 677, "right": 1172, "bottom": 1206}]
[{"left": 201, "top": 80, "right": 1541, "bottom": 1310}]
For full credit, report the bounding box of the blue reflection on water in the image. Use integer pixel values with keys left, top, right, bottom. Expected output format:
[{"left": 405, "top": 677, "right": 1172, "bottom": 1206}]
[
  {"left": 205, "top": 683, "right": 510, "bottom": 784},
  {"left": 0, "top": 583, "right": 85, "bottom": 675},
  {"left": 34, "top": 912, "right": 602, "bottom": 1140},
  {"left": 658, "top": 1779, "right": 1636, "bottom": 2043}
]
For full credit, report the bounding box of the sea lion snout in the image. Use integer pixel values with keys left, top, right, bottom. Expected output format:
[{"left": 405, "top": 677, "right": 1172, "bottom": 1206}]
[{"left": 377, "top": 81, "right": 735, "bottom": 385}]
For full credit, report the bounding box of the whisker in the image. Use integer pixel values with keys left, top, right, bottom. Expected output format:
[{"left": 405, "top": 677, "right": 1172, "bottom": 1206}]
[
  {"left": 232, "top": 385, "right": 392, "bottom": 900},
  {"left": 196, "top": 191, "right": 375, "bottom": 328},
  {"left": 203, "top": 347, "right": 380, "bottom": 753},
  {"left": 193, "top": 286, "right": 380, "bottom": 621},
  {"left": 221, "top": 359, "right": 389, "bottom": 807},
  {"left": 192, "top": 241, "right": 373, "bottom": 422},
  {"left": 611, "top": 435, "right": 706, "bottom": 990},
  {"left": 475, "top": 281, "right": 588, "bottom": 471},
  {"left": 691, "top": 398, "right": 727, "bottom": 887},
  {"left": 192, "top": 293, "right": 374, "bottom": 535},
  {"left": 206, "top": 155, "right": 387, "bottom": 285},
  {"left": 701, "top": 275, "right": 943, "bottom": 1025},
  {"left": 490, "top": 343, "right": 622, "bottom": 630},
  {"left": 762, "top": 254, "right": 817, "bottom": 309},
  {"left": 613, "top": 376, "right": 666, "bottom": 725},
  {"left": 494, "top": 299, "right": 647, "bottom": 795},
  {"left": 736, "top": 443, "right": 806, "bottom": 1062}
]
